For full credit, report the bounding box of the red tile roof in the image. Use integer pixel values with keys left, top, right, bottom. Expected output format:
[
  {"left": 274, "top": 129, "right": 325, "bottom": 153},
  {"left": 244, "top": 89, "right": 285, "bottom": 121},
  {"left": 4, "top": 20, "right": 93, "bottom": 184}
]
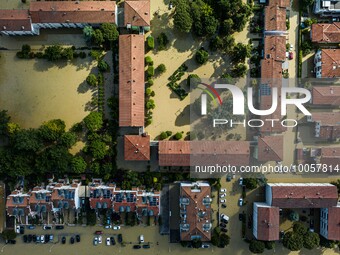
[
  {"left": 319, "top": 126, "right": 340, "bottom": 140},
  {"left": 255, "top": 203, "right": 280, "bottom": 241},
  {"left": 311, "top": 23, "right": 340, "bottom": 43},
  {"left": 268, "top": 183, "right": 338, "bottom": 208},
  {"left": 264, "top": 6, "right": 286, "bottom": 32},
  {"left": 124, "top": 0, "right": 150, "bottom": 27},
  {"left": 258, "top": 136, "right": 284, "bottom": 162},
  {"left": 320, "top": 49, "right": 340, "bottom": 78},
  {"left": 124, "top": 135, "right": 150, "bottom": 161},
  {"left": 6, "top": 191, "right": 30, "bottom": 217},
  {"left": 158, "top": 141, "right": 250, "bottom": 166},
  {"left": 0, "top": 10, "right": 32, "bottom": 32},
  {"left": 29, "top": 1, "right": 116, "bottom": 24},
  {"left": 264, "top": 35, "right": 286, "bottom": 62},
  {"left": 119, "top": 34, "right": 145, "bottom": 127},
  {"left": 326, "top": 205, "right": 340, "bottom": 240},
  {"left": 312, "top": 86, "right": 340, "bottom": 106},
  {"left": 310, "top": 112, "right": 340, "bottom": 126},
  {"left": 268, "top": 0, "right": 291, "bottom": 8},
  {"left": 180, "top": 183, "right": 211, "bottom": 241},
  {"left": 320, "top": 147, "right": 340, "bottom": 167},
  {"left": 261, "top": 59, "right": 283, "bottom": 78}
]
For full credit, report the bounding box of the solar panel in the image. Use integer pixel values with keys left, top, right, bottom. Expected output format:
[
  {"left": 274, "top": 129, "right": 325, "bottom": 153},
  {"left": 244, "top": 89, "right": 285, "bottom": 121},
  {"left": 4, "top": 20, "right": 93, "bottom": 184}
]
[{"left": 260, "top": 84, "right": 271, "bottom": 96}]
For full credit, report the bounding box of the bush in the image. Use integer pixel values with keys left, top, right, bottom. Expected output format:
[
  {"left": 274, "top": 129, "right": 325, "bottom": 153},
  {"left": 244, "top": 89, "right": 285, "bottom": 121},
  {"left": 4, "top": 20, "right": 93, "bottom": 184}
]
[
  {"left": 98, "top": 60, "right": 110, "bottom": 72},
  {"left": 147, "top": 36, "right": 155, "bottom": 50},
  {"left": 195, "top": 49, "right": 209, "bottom": 65},
  {"left": 249, "top": 240, "right": 265, "bottom": 254},
  {"left": 146, "top": 99, "right": 155, "bottom": 109},
  {"left": 166, "top": 131, "right": 172, "bottom": 137},
  {"left": 187, "top": 74, "right": 201, "bottom": 87},
  {"left": 174, "top": 132, "right": 183, "bottom": 140},
  {"left": 157, "top": 32, "right": 169, "bottom": 50},
  {"left": 147, "top": 79, "right": 154, "bottom": 86},
  {"left": 79, "top": 51, "right": 87, "bottom": 59},
  {"left": 156, "top": 64, "right": 166, "bottom": 74},
  {"left": 86, "top": 74, "right": 98, "bottom": 86},
  {"left": 147, "top": 66, "right": 155, "bottom": 78},
  {"left": 160, "top": 132, "right": 168, "bottom": 140},
  {"left": 145, "top": 118, "right": 152, "bottom": 126},
  {"left": 146, "top": 87, "right": 152, "bottom": 96},
  {"left": 22, "top": 44, "right": 31, "bottom": 54},
  {"left": 44, "top": 45, "right": 63, "bottom": 61},
  {"left": 145, "top": 56, "right": 153, "bottom": 66}
]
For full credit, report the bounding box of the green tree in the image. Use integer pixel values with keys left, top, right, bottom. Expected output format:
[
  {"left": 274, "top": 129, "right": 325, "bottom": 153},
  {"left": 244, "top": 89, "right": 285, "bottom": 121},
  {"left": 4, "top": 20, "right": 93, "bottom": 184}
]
[
  {"left": 191, "top": 0, "right": 218, "bottom": 36},
  {"left": 231, "top": 63, "right": 247, "bottom": 78},
  {"left": 61, "top": 47, "right": 74, "bottom": 60},
  {"left": 303, "top": 232, "right": 320, "bottom": 250},
  {"left": 173, "top": 0, "right": 193, "bottom": 33},
  {"left": 100, "top": 23, "right": 119, "bottom": 43},
  {"left": 221, "top": 18, "right": 234, "bottom": 35},
  {"left": 156, "top": 64, "right": 166, "bottom": 74},
  {"left": 249, "top": 240, "right": 265, "bottom": 254},
  {"left": 7, "top": 122, "right": 20, "bottom": 135},
  {"left": 195, "top": 49, "right": 209, "bottom": 65},
  {"left": 86, "top": 74, "right": 98, "bottom": 86},
  {"left": 232, "top": 43, "right": 251, "bottom": 63},
  {"left": 0, "top": 110, "right": 10, "bottom": 136},
  {"left": 191, "top": 238, "right": 202, "bottom": 248},
  {"left": 219, "top": 234, "right": 230, "bottom": 248},
  {"left": 174, "top": 132, "right": 183, "bottom": 140},
  {"left": 283, "top": 232, "right": 304, "bottom": 251},
  {"left": 59, "top": 132, "right": 77, "bottom": 148},
  {"left": 209, "top": 36, "right": 224, "bottom": 51},
  {"left": 293, "top": 222, "right": 307, "bottom": 235},
  {"left": 71, "top": 156, "right": 87, "bottom": 174},
  {"left": 160, "top": 132, "right": 168, "bottom": 140},
  {"left": 39, "top": 119, "right": 66, "bottom": 141},
  {"left": 83, "top": 112, "right": 103, "bottom": 132},
  {"left": 156, "top": 32, "right": 169, "bottom": 50},
  {"left": 98, "top": 60, "right": 110, "bottom": 72},
  {"left": 87, "top": 140, "right": 107, "bottom": 160},
  {"left": 147, "top": 36, "right": 155, "bottom": 50},
  {"left": 146, "top": 99, "right": 156, "bottom": 110},
  {"left": 44, "top": 45, "right": 63, "bottom": 61},
  {"left": 92, "top": 29, "right": 105, "bottom": 46},
  {"left": 12, "top": 129, "right": 42, "bottom": 152},
  {"left": 222, "top": 35, "right": 235, "bottom": 53},
  {"left": 1, "top": 229, "right": 16, "bottom": 240},
  {"left": 243, "top": 178, "right": 257, "bottom": 190},
  {"left": 83, "top": 26, "right": 95, "bottom": 41}
]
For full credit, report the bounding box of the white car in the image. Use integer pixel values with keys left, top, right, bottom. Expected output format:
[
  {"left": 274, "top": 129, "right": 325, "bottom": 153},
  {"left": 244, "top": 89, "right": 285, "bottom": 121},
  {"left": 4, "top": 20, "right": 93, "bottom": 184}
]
[
  {"left": 220, "top": 188, "right": 226, "bottom": 193},
  {"left": 239, "top": 177, "right": 243, "bottom": 186},
  {"left": 15, "top": 226, "right": 20, "bottom": 234},
  {"left": 220, "top": 199, "right": 226, "bottom": 203},
  {"left": 290, "top": 44, "right": 293, "bottom": 51},
  {"left": 139, "top": 235, "right": 144, "bottom": 243},
  {"left": 40, "top": 235, "right": 45, "bottom": 243},
  {"left": 220, "top": 214, "right": 229, "bottom": 221},
  {"left": 238, "top": 198, "right": 244, "bottom": 206},
  {"left": 104, "top": 225, "right": 112, "bottom": 229},
  {"left": 93, "top": 237, "right": 98, "bottom": 246},
  {"left": 113, "top": 225, "right": 121, "bottom": 230},
  {"left": 202, "top": 243, "right": 210, "bottom": 248},
  {"left": 106, "top": 237, "right": 110, "bottom": 246},
  {"left": 98, "top": 236, "right": 102, "bottom": 244},
  {"left": 220, "top": 193, "right": 226, "bottom": 198}
]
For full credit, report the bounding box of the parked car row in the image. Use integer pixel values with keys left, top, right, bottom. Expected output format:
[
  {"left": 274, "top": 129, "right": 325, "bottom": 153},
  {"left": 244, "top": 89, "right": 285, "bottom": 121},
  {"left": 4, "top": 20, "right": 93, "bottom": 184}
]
[
  {"left": 22, "top": 234, "right": 80, "bottom": 244},
  {"left": 93, "top": 232, "right": 123, "bottom": 246}
]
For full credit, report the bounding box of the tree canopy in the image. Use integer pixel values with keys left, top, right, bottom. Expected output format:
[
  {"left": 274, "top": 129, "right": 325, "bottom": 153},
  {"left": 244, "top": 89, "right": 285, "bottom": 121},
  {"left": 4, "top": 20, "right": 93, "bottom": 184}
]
[
  {"left": 249, "top": 240, "right": 265, "bottom": 254},
  {"left": 83, "top": 112, "right": 103, "bottom": 132},
  {"left": 173, "top": 0, "right": 193, "bottom": 33}
]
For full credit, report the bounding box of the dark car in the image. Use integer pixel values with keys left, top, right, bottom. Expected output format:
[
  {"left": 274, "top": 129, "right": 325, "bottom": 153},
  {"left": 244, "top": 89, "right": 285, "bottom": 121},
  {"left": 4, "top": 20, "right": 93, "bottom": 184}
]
[
  {"left": 142, "top": 244, "right": 150, "bottom": 249},
  {"left": 118, "top": 234, "right": 123, "bottom": 243},
  {"left": 70, "top": 237, "right": 75, "bottom": 244},
  {"left": 220, "top": 223, "right": 227, "bottom": 228},
  {"left": 95, "top": 230, "right": 103, "bottom": 235},
  {"left": 7, "top": 240, "right": 16, "bottom": 244},
  {"left": 221, "top": 203, "right": 227, "bottom": 208},
  {"left": 27, "top": 225, "right": 35, "bottom": 230},
  {"left": 32, "top": 235, "right": 37, "bottom": 242},
  {"left": 221, "top": 228, "right": 228, "bottom": 233},
  {"left": 239, "top": 213, "right": 244, "bottom": 221},
  {"left": 55, "top": 225, "right": 64, "bottom": 230},
  {"left": 20, "top": 226, "right": 25, "bottom": 235},
  {"left": 23, "top": 235, "right": 28, "bottom": 243},
  {"left": 61, "top": 236, "right": 66, "bottom": 244},
  {"left": 226, "top": 174, "right": 232, "bottom": 182},
  {"left": 133, "top": 245, "right": 141, "bottom": 249},
  {"left": 27, "top": 235, "right": 32, "bottom": 243},
  {"left": 45, "top": 234, "right": 50, "bottom": 243},
  {"left": 110, "top": 236, "right": 116, "bottom": 245},
  {"left": 76, "top": 235, "right": 80, "bottom": 242},
  {"left": 221, "top": 218, "right": 228, "bottom": 224}
]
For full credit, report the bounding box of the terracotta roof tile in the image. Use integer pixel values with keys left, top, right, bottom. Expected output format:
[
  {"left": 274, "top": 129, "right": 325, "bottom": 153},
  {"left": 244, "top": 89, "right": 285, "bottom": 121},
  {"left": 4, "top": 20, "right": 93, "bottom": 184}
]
[
  {"left": 320, "top": 147, "right": 340, "bottom": 167},
  {"left": 267, "top": 183, "right": 338, "bottom": 208},
  {"left": 310, "top": 112, "right": 340, "bottom": 126},
  {"left": 0, "top": 10, "right": 32, "bottom": 32},
  {"left": 268, "top": 0, "right": 290, "bottom": 8},
  {"left": 261, "top": 59, "right": 283, "bottom": 78},
  {"left": 29, "top": 1, "right": 116, "bottom": 24},
  {"left": 255, "top": 203, "right": 280, "bottom": 241},
  {"left": 320, "top": 49, "right": 340, "bottom": 78},
  {"left": 312, "top": 86, "right": 340, "bottom": 106},
  {"left": 264, "top": 6, "right": 286, "bottom": 32},
  {"left": 119, "top": 34, "right": 145, "bottom": 127},
  {"left": 124, "top": 135, "right": 150, "bottom": 161},
  {"left": 258, "top": 136, "right": 284, "bottom": 162},
  {"left": 311, "top": 23, "right": 340, "bottom": 43},
  {"left": 264, "top": 35, "right": 286, "bottom": 62},
  {"left": 326, "top": 205, "right": 340, "bottom": 240},
  {"left": 124, "top": 0, "right": 150, "bottom": 27},
  {"left": 180, "top": 183, "right": 211, "bottom": 241}
]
